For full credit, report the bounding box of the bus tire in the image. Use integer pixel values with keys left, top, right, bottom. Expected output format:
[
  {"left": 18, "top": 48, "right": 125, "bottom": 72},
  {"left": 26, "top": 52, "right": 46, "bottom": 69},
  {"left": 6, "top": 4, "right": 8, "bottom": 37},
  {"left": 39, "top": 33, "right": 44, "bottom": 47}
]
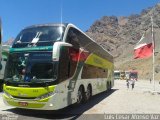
[
  {"left": 108, "top": 82, "right": 111, "bottom": 91},
  {"left": 106, "top": 82, "right": 111, "bottom": 91},
  {"left": 84, "top": 84, "right": 92, "bottom": 102},
  {"left": 77, "top": 86, "right": 84, "bottom": 104}
]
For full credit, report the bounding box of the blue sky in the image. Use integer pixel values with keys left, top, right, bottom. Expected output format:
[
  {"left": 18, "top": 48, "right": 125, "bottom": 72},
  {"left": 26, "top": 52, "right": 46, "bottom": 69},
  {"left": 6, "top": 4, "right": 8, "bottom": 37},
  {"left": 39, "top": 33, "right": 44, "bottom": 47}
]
[{"left": 0, "top": 0, "right": 159, "bottom": 41}]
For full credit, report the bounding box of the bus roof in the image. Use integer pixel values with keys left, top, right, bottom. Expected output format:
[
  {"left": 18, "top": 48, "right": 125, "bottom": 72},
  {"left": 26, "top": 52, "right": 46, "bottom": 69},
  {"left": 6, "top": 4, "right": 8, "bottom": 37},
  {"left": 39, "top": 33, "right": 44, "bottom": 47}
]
[{"left": 24, "top": 23, "right": 68, "bottom": 29}]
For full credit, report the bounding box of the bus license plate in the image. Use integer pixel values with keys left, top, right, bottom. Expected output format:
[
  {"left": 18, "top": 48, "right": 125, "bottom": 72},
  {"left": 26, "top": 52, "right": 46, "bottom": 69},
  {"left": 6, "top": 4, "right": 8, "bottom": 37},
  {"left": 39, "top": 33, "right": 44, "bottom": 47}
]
[{"left": 18, "top": 102, "right": 28, "bottom": 107}]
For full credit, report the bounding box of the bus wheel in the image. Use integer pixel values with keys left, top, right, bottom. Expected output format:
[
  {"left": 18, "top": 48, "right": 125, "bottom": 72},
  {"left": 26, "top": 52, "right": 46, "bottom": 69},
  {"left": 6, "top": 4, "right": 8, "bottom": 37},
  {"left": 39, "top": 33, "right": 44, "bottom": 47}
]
[
  {"left": 0, "top": 85, "right": 2, "bottom": 92},
  {"left": 77, "top": 86, "right": 83, "bottom": 104},
  {"left": 106, "top": 82, "right": 111, "bottom": 91},
  {"left": 108, "top": 82, "right": 111, "bottom": 91},
  {"left": 0, "top": 81, "right": 3, "bottom": 92},
  {"left": 85, "top": 85, "right": 92, "bottom": 102}
]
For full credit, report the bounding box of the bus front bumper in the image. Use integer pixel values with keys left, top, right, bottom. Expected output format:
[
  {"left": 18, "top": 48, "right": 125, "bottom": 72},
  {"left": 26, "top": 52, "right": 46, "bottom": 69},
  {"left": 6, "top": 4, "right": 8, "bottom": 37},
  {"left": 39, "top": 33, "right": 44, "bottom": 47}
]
[{"left": 2, "top": 93, "right": 59, "bottom": 110}]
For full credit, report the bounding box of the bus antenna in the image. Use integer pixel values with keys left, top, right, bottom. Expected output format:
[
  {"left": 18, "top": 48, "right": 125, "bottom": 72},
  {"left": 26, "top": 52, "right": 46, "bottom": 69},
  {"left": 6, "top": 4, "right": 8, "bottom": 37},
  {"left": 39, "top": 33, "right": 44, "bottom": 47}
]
[{"left": 60, "top": 0, "right": 63, "bottom": 25}]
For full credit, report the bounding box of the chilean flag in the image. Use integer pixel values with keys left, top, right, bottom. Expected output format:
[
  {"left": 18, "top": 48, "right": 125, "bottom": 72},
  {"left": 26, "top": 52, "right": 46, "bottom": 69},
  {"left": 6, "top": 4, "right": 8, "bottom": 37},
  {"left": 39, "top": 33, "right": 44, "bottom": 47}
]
[{"left": 134, "top": 31, "right": 153, "bottom": 59}]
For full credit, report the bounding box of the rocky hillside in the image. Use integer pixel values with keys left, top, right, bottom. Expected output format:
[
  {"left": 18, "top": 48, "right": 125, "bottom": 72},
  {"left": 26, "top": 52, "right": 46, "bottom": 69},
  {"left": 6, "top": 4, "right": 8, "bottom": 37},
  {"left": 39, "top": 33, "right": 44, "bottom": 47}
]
[
  {"left": 3, "top": 38, "right": 14, "bottom": 45},
  {"left": 86, "top": 3, "right": 160, "bottom": 79}
]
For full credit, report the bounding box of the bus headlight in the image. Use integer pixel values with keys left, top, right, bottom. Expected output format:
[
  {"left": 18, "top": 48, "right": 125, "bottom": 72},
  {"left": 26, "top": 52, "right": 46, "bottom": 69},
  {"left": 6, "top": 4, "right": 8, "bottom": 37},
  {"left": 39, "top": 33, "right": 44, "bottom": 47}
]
[{"left": 35, "top": 92, "right": 55, "bottom": 100}]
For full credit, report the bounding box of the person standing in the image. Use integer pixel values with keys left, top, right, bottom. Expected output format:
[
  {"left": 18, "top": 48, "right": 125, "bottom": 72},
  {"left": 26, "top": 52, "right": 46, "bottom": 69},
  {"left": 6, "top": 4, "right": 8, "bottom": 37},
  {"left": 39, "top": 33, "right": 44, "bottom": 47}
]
[
  {"left": 131, "top": 78, "right": 135, "bottom": 90},
  {"left": 126, "top": 79, "right": 129, "bottom": 89}
]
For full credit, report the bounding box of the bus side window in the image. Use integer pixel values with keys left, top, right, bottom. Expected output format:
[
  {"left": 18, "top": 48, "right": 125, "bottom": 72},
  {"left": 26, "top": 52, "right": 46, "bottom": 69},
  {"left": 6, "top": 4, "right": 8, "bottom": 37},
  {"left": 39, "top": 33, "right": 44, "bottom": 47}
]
[
  {"left": 68, "top": 47, "right": 79, "bottom": 77},
  {"left": 58, "top": 46, "right": 78, "bottom": 82},
  {"left": 66, "top": 28, "right": 80, "bottom": 78},
  {"left": 66, "top": 28, "right": 80, "bottom": 50},
  {"left": 58, "top": 46, "right": 70, "bottom": 82}
]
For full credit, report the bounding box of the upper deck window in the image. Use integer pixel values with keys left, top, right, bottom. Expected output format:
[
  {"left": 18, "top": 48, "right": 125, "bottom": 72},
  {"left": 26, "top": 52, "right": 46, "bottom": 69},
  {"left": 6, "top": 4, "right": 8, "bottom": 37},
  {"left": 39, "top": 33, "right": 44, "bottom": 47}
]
[{"left": 13, "top": 26, "right": 65, "bottom": 47}]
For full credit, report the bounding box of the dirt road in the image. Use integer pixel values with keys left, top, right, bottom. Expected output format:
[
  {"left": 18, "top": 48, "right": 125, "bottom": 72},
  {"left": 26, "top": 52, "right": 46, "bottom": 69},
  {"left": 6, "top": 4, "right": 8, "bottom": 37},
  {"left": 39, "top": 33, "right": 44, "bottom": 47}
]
[{"left": 85, "top": 80, "right": 160, "bottom": 114}]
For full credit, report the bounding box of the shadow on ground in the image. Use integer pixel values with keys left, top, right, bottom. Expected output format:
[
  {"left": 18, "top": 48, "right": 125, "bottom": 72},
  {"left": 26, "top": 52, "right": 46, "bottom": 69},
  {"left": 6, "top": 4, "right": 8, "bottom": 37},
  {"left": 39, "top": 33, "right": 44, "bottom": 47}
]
[{"left": 3, "top": 89, "right": 118, "bottom": 120}]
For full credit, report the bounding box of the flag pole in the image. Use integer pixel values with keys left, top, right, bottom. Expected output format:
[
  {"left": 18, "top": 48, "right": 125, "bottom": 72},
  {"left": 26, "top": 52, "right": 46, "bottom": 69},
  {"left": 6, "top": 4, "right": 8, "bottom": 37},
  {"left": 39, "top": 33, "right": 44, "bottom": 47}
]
[{"left": 151, "top": 16, "right": 155, "bottom": 91}]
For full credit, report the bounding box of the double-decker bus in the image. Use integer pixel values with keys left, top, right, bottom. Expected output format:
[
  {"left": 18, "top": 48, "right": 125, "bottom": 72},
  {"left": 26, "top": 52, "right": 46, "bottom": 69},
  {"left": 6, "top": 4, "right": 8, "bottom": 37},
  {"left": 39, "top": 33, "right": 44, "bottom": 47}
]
[
  {"left": 120, "top": 71, "right": 125, "bottom": 80},
  {"left": 0, "top": 18, "right": 2, "bottom": 90},
  {"left": 0, "top": 18, "right": 10, "bottom": 91},
  {"left": 0, "top": 45, "right": 10, "bottom": 91},
  {"left": 3, "top": 23, "right": 114, "bottom": 110},
  {"left": 129, "top": 70, "right": 138, "bottom": 81},
  {"left": 114, "top": 70, "right": 120, "bottom": 80},
  {"left": 125, "top": 71, "right": 130, "bottom": 80}
]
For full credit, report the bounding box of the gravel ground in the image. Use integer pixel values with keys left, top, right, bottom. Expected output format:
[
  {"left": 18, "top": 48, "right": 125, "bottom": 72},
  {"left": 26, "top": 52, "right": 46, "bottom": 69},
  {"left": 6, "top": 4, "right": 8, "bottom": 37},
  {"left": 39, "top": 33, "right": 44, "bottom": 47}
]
[{"left": 85, "top": 80, "right": 160, "bottom": 114}]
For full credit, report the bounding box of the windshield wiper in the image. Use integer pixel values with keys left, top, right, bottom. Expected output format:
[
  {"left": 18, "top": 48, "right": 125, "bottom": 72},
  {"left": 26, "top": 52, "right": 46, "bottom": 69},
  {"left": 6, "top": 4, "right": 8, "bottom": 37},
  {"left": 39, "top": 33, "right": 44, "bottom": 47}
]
[
  {"left": 30, "top": 77, "right": 54, "bottom": 87},
  {"left": 4, "top": 78, "right": 18, "bottom": 85},
  {"left": 35, "top": 40, "right": 54, "bottom": 43},
  {"left": 15, "top": 41, "right": 31, "bottom": 44},
  {"left": 4, "top": 78, "right": 12, "bottom": 83}
]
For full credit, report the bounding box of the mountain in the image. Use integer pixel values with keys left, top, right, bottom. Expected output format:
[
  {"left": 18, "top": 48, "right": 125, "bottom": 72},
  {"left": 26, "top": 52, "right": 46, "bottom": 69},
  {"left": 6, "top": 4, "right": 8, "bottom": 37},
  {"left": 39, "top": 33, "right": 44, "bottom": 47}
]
[
  {"left": 3, "top": 37, "right": 14, "bottom": 45},
  {"left": 86, "top": 3, "right": 160, "bottom": 79}
]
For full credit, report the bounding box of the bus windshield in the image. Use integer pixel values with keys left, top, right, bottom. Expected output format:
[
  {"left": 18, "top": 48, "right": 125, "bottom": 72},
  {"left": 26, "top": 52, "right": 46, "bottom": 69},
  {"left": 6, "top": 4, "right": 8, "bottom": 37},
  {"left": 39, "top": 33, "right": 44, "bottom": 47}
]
[
  {"left": 4, "top": 52, "right": 57, "bottom": 83},
  {"left": 13, "top": 26, "right": 65, "bottom": 47},
  {"left": 114, "top": 72, "right": 120, "bottom": 76},
  {"left": 130, "top": 72, "right": 138, "bottom": 78}
]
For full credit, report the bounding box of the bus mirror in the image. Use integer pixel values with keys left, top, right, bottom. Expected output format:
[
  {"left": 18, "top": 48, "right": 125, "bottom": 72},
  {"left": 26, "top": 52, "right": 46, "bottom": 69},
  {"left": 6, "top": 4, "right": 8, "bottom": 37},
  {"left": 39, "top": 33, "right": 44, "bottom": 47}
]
[
  {"left": 65, "top": 43, "right": 72, "bottom": 47},
  {"left": 53, "top": 42, "right": 73, "bottom": 61}
]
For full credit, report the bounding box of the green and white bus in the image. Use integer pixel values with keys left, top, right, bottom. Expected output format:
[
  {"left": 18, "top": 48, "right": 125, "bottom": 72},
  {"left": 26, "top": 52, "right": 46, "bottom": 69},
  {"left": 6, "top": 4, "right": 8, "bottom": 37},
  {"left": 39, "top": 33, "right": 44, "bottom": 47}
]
[
  {"left": 3, "top": 23, "right": 114, "bottom": 110},
  {"left": 0, "top": 18, "right": 2, "bottom": 90},
  {"left": 0, "top": 18, "right": 10, "bottom": 91},
  {"left": 0, "top": 45, "right": 10, "bottom": 91}
]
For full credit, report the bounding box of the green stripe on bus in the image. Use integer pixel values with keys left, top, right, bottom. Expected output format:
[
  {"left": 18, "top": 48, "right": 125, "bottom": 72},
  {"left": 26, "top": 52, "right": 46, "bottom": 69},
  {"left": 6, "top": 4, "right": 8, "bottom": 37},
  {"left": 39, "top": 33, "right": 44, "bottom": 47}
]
[{"left": 10, "top": 46, "right": 53, "bottom": 52}]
